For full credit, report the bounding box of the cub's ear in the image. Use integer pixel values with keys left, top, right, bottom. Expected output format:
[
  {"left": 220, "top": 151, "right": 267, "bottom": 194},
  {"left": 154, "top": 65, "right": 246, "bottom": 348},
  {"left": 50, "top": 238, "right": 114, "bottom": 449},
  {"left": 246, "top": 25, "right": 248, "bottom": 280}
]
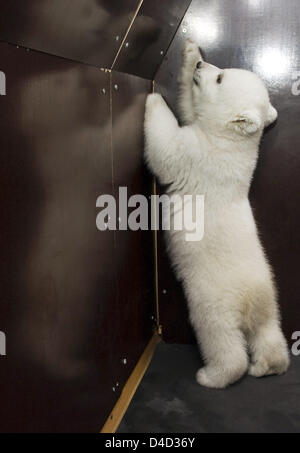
[
  {"left": 228, "top": 110, "right": 262, "bottom": 136},
  {"left": 265, "top": 104, "right": 278, "bottom": 127}
]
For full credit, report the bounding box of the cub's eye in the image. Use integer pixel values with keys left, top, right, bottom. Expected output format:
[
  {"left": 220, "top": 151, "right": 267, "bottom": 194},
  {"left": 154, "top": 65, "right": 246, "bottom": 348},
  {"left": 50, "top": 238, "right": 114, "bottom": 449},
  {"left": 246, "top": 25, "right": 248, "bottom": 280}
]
[{"left": 217, "top": 74, "right": 223, "bottom": 84}]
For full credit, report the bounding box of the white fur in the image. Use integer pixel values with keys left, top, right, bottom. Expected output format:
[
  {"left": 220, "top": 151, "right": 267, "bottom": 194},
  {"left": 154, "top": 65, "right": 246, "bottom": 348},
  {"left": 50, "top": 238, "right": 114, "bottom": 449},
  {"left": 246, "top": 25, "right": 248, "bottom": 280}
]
[{"left": 144, "top": 40, "right": 290, "bottom": 388}]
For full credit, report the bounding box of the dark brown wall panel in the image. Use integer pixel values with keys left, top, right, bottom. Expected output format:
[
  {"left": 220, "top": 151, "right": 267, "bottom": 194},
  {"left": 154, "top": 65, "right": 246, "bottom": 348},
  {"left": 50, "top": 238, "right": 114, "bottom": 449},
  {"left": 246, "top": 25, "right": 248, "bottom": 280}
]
[
  {"left": 114, "top": 0, "right": 192, "bottom": 79},
  {"left": 111, "top": 71, "right": 154, "bottom": 370},
  {"left": 0, "top": 42, "right": 114, "bottom": 432},
  {"left": 0, "top": 0, "right": 141, "bottom": 68},
  {"left": 0, "top": 42, "right": 153, "bottom": 432},
  {"left": 155, "top": 0, "right": 300, "bottom": 344}
]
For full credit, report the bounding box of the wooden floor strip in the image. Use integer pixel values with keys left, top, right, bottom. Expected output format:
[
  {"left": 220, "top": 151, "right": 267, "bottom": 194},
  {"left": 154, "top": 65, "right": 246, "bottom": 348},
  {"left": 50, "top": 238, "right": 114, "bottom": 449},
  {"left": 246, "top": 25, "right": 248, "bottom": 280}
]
[{"left": 100, "top": 332, "right": 161, "bottom": 433}]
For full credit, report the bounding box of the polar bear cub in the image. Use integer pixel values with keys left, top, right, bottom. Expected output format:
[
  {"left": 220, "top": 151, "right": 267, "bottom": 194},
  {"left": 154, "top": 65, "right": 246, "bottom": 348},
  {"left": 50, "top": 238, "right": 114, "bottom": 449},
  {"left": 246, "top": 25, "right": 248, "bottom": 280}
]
[{"left": 144, "top": 40, "right": 290, "bottom": 388}]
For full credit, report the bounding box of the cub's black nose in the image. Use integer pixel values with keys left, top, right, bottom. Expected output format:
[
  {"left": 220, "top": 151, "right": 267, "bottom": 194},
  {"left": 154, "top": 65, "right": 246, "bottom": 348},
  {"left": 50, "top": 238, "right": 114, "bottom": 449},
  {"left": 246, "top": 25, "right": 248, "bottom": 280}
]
[{"left": 196, "top": 61, "right": 202, "bottom": 69}]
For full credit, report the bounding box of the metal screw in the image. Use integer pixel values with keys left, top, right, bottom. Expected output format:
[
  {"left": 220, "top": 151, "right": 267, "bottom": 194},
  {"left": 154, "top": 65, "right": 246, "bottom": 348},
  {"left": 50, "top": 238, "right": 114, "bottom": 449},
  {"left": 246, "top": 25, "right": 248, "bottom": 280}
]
[
  {"left": 125, "top": 42, "right": 130, "bottom": 48},
  {"left": 112, "top": 387, "right": 116, "bottom": 392},
  {"left": 114, "top": 84, "right": 119, "bottom": 91},
  {"left": 160, "top": 50, "right": 164, "bottom": 56},
  {"left": 116, "top": 36, "right": 120, "bottom": 42},
  {"left": 163, "top": 289, "right": 167, "bottom": 295},
  {"left": 122, "top": 358, "right": 127, "bottom": 365},
  {"left": 182, "top": 27, "right": 187, "bottom": 34},
  {"left": 116, "top": 382, "right": 119, "bottom": 388},
  {"left": 102, "top": 88, "right": 106, "bottom": 95}
]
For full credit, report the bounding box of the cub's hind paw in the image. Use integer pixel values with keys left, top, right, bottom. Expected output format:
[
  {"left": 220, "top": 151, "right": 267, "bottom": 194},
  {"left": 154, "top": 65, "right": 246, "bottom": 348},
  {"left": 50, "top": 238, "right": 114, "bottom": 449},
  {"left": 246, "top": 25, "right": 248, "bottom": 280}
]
[{"left": 249, "top": 353, "right": 290, "bottom": 378}]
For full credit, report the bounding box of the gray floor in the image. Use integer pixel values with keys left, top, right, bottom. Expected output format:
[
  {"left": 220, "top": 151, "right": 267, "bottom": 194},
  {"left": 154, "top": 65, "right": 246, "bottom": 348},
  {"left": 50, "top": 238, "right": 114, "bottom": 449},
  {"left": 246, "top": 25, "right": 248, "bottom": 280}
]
[{"left": 118, "top": 343, "right": 300, "bottom": 433}]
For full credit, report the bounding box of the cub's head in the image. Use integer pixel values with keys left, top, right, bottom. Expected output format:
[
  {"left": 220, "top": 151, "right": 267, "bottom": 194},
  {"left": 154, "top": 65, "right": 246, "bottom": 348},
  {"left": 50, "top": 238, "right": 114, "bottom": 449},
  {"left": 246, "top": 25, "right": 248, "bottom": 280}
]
[{"left": 193, "top": 59, "right": 277, "bottom": 136}]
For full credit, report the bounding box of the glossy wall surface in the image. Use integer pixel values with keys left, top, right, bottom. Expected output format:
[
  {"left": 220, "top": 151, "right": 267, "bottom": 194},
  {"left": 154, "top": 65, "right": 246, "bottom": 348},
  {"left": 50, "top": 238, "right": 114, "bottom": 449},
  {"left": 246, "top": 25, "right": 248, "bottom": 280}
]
[
  {"left": 155, "top": 0, "right": 300, "bottom": 344},
  {"left": 0, "top": 40, "right": 154, "bottom": 433},
  {"left": 0, "top": 0, "right": 191, "bottom": 79},
  {"left": 0, "top": 0, "right": 192, "bottom": 433},
  {"left": 0, "top": 0, "right": 193, "bottom": 431}
]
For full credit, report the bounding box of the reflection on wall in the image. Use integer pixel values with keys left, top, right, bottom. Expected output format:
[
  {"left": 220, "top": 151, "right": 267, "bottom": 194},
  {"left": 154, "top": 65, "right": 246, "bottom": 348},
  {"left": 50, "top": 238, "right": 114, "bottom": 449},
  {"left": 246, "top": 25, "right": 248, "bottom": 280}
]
[
  {"left": 0, "top": 0, "right": 188, "bottom": 78},
  {"left": 0, "top": 0, "right": 141, "bottom": 67},
  {"left": 254, "top": 47, "right": 292, "bottom": 81}
]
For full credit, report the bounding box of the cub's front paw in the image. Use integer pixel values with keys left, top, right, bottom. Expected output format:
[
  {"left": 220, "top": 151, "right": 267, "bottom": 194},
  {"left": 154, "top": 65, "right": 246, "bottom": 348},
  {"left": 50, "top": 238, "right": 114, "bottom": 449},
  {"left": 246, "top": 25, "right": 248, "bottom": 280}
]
[
  {"left": 145, "top": 93, "right": 164, "bottom": 117},
  {"left": 184, "top": 39, "right": 202, "bottom": 64},
  {"left": 146, "top": 93, "right": 163, "bottom": 106}
]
